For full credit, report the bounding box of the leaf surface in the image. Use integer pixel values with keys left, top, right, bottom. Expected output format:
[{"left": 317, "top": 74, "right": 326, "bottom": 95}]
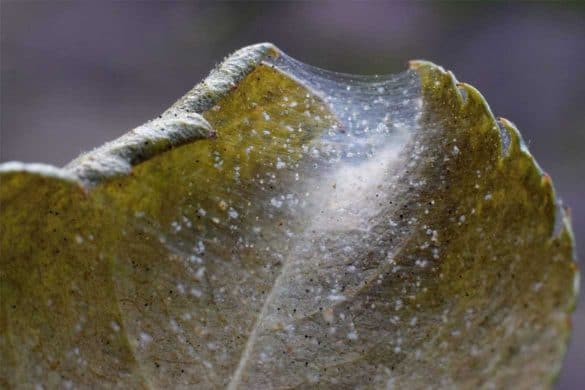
[{"left": 0, "top": 43, "right": 578, "bottom": 389}]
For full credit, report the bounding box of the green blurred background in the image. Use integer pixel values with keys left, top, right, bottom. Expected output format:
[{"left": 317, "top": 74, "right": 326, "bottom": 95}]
[{"left": 1, "top": 2, "right": 583, "bottom": 388}]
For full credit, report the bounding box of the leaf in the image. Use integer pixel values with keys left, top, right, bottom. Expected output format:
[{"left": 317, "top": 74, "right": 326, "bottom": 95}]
[{"left": 0, "top": 43, "right": 578, "bottom": 389}]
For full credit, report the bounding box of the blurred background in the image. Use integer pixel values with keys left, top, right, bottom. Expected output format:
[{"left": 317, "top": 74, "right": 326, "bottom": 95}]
[{"left": 1, "top": 1, "right": 583, "bottom": 388}]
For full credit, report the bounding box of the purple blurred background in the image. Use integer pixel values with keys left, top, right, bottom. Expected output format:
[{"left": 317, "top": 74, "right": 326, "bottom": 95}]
[{"left": 1, "top": 2, "right": 583, "bottom": 388}]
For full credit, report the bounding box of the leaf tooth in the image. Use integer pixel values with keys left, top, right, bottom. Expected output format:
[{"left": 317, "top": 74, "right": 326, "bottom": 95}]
[
  {"left": 457, "top": 82, "right": 499, "bottom": 133},
  {"left": 497, "top": 117, "right": 522, "bottom": 157},
  {"left": 170, "top": 43, "right": 280, "bottom": 114},
  {"left": 65, "top": 113, "right": 214, "bottom": 188},
  {"left": 411, "top": 61, "right": 463, "bottom": 113}
]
